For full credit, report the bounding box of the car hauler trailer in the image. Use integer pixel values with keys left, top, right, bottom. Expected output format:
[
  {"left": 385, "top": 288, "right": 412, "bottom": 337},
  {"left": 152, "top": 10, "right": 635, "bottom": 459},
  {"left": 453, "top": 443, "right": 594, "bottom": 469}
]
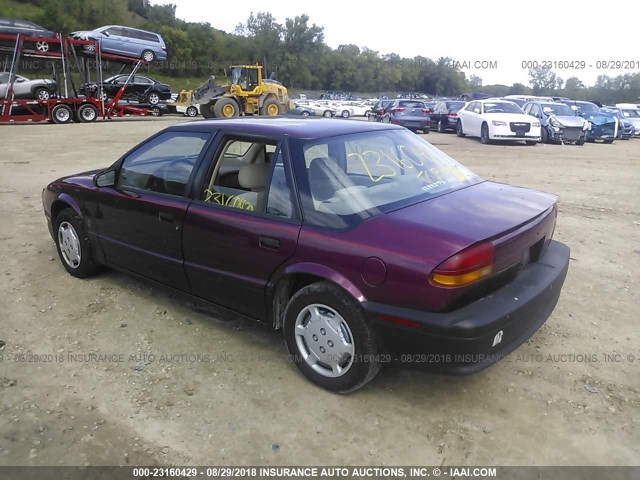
[{"left": 0, "top": 32, "right": 164, "bottom": 123}]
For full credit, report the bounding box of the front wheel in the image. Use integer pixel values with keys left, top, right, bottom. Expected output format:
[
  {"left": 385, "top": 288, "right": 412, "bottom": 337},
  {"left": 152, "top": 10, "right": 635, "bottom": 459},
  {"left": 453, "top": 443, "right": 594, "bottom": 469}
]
[
  {"left": 185, "top": 106, "right": 198, "bottom": 117},
  {"left": 456, "top": 120, "right": 465, "bottom": 137},
  {"left": 214, "top": 98, "right": 240, "bottom": 118},
  {"left": 341, "top": 110, "right": 350, "bottom": 118},
  {"left": 525, "top": 140, "right": 537, "bottom": 146},
  {"left": 323, "top": 110, "right": 332, "bottom": 118},
  {"left": 54, "top": 209, "right": 100, "bottom": 278},
  {"left": 34, "top": 87, "right": 51, "bottom": 101},
  {"left": 283, "top": 282, "right": 381, "bottom": 393},
  {"left": 141, "top": 49, "right": 156, "bottom": 63},
  {"left": 480, "top": 123, "right": 490, "bottom": 144}
]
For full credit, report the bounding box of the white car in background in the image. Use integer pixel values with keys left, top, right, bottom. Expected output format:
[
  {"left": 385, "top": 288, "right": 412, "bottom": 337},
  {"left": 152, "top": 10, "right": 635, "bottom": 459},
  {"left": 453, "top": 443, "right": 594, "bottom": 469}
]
[
  {"left": 456, "top": 99, "right": 541, "bottom": 145},
  {"left": 614, "top": 103, "right": 640, "bottom": 136},
  {"left": 296, "top": 100, "right": 337, "bottom": 117},
  {"left": 340, "top": 101, "right": 371, "bottom": 117}
]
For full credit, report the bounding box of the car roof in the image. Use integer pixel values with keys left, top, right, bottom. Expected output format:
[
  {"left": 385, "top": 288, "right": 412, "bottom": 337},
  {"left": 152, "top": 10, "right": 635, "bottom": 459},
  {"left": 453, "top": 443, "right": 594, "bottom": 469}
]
[{"left": 169, "top": 117, "right": 403, "bottom": 139}]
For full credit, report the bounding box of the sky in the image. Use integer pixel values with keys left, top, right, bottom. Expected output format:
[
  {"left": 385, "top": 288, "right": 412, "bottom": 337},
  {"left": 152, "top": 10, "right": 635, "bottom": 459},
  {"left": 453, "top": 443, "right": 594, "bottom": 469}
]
[{"left": 152, "top": 0, "right": 640, "bottom": 88}]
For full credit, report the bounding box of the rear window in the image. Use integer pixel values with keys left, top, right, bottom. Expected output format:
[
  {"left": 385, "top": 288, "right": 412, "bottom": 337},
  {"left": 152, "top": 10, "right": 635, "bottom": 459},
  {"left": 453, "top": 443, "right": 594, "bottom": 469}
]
[
  {"left": 293, "top": 129, "right": 480, "bottom": 228},
  {"left": 399, "top": 101, "right": 425, "bottom": 109},
  {"left": 446, "top": 101, "right": 465, "bottom": 111}
]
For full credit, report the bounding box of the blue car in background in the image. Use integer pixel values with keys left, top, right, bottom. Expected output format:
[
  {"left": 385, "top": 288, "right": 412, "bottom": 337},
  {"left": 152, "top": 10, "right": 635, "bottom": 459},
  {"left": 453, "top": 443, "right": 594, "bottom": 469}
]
[
  {"left": 71, "top": 25, "right": 167, "bottom": 62},
  {"left": 601, "top": 107, "right": 634, "bottom": 140},
  {"left": 557, "top": 100, "right": 618, "bottom": 143}
]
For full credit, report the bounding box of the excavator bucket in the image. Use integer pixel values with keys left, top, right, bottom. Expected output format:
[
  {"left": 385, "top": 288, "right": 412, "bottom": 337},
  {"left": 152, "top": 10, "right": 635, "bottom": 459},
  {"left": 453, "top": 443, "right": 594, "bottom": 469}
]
[{"left": 193, "top": 76, "right": 228, "bottom": 104}]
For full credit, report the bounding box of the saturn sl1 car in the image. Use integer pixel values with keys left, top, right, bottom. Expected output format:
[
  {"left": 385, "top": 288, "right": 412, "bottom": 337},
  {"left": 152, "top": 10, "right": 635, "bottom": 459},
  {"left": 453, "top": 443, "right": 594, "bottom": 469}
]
[
  {"left": 456, "top": 99, "right": 541, "bottom": 144},
  {"left": 42, "top": 117, "right": 570, "bottom": 393}
]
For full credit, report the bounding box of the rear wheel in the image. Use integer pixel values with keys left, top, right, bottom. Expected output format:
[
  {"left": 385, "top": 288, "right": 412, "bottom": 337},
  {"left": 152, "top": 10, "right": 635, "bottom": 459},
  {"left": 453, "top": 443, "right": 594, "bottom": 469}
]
[
  {"left": 437, "top": 120, "right": 445, "bottom": 133},
  {"left": 525, "top": 140, "right": 537, "bottom": 145},
  {"left": 480, "top": 122, "right": 490, "bottom": 144},
  {"left": 576, "top": 137, "right": 585, "bottom": 146},
  {"left": 77, "top": 103, "right": 98, "bottom": 123},
  {"left": 185, "top": 106, "right": 198, "bottom": 117},
  {"left": 260, "top": 97, "right": 281, "bottom": 116},
  {"left": 146, "top": 92, "right": 160, "bottom": 105},
  {"left": 214, "top": 98, "right": 239, "bottom": 118},
  {"left": 456, "top": 120, "right": 465, "bottom": 137},
  {"left": 51, "top": 104, "right": 73, "bottom": 124},
  {"left": 35, "top": 41, "right": 49, "bottom": 52},
  {"left": 323, "top": 110, "right": 332, "bottom": 118},
  {"left": 54, "top": 209, "right": 100, "bottom": 278},
  {"left": 283, "top": 282, "right": 381, "bottom": 393},
  {"left": 341, "top": 110, "right": 350, "bottom": 118},
  {"left": 301, "top": 111, "right": 310, "bottom": 117},
  {"left": 604, "top": 139, "right": 614, "bottom": 144}
]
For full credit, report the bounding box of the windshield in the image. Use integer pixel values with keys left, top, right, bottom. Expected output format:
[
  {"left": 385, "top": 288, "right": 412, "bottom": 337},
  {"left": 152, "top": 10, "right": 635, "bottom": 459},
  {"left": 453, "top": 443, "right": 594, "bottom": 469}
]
[
  {"left": 622, "top": 109, "right": 640, "bottom": 118},
  {"left": 541, "top": 103, "right": 575, "bottom": 116},
  {"left": 573, "top": 102, "right": 599, "bottom": 113},
  {"left": 483, "top": 102, "right": 523, "bottom": 114},
  {"left": 446, "top": 101, "right": 465, "bottom": 111},
  {"left": 292, "top": 129, "right": 481, "bottom": 228}
]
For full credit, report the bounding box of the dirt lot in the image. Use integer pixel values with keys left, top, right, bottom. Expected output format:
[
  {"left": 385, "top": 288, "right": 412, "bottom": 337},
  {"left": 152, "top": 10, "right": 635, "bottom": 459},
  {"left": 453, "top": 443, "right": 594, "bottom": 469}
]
[{"left": 0, "top": 118, "right": 638, "bottom": 469}]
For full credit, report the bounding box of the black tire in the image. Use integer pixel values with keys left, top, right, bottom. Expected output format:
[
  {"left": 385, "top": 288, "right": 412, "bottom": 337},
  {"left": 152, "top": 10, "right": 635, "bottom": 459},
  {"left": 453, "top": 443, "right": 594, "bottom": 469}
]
[
  {"left": 51, "top": 104, "right": 73, "bottom": 124},
  {"left": 437, "top": 120, "right": 445, "bottom": 133},
  {"left": 456, "top": 120, "right": 465, "bottom": 137},
  {"left": 213, "top": 98, "right": 239, "bottom": 118},
  {"left": 301, "top": 111, "right": 310, "bottom": 117},
  {"left": 201, "top": 101, "right": 215, "bottom": 119},
  {"left": 146, "top": 92, "right": 160, "bottom": 105},
  {"left": 541, "top": 127, "right": 549, "bottom": 144},
  {"left": 525, "top": 140, "right": 537, "bottom": 146},
  {"left": 323, "top": 110, "right": 332, "bottom": 118},
  {"left": 34, "top": 87, "right": 51, "bottom": 101},
  {"left": 260, "top": 97, "right": 281, "bottom": 116},
  {"left": 283, "top": 281, "right": 381, "bottom": 393},
  {"left": 604, "top": 139, "right": 614, "bottom": 144},
  {"left": 141, "top": 49, "right": 155, "bottom": 62},
  {"left": 341, "top": 109, "right": 350, "bottom": 118},
  {"left": 77, "top": 103, "right": 98, "bottom": 123},
  {"left": 480, "top": 122, "right": 490, "bottom": 144},
  {"left": 576, "top": 137, "right": 585, "bottom": 146},
  {"left": 185, "top": 106, "right": 198, "bottom": 117},
  {"left": 54, "top": 208, "right": 100, "bottom": 278},
  {"left": 423, "top": 127, "right": 430, "bottom": 134},
  {"left": 149, "top": 106, "right": 162, "bottom": 117},
  {"left": 587, "top": 138, "right": 595, "bottom": 143}
]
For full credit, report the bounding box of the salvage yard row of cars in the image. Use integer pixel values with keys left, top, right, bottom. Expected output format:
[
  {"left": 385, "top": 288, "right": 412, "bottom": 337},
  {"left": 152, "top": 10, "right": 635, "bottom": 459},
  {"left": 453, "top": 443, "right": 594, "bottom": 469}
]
[{"left": 362, "top": 95, "right": 640, "bottom": 145}]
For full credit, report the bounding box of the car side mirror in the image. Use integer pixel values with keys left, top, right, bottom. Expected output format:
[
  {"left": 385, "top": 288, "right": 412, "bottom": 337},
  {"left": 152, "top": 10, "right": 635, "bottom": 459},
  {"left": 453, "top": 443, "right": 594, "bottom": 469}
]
[
  {"left": 16, "top": 78, "right": 26, "bottom": 83},
  {"left": 95, "top": 170, "right": 116, "bottom": 187},
  {"left": 103, "top": 31, "right": 110, "bottom": 37}
]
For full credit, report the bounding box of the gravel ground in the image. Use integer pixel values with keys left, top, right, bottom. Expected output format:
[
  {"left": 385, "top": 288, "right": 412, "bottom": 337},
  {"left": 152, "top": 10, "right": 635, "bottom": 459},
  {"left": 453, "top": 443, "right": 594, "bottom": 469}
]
[{"left": 0, "top": 117, "right": 638, "bottom": 470}]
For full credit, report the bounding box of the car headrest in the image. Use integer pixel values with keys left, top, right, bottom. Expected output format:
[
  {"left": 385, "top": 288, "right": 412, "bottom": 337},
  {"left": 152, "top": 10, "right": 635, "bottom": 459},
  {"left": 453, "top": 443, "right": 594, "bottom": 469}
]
[
  {"left": 238, "top": 162, "right": 270, "bottom": 190},
  {"left": 308, "top": 157, "right": 350, "bottom": 202}
]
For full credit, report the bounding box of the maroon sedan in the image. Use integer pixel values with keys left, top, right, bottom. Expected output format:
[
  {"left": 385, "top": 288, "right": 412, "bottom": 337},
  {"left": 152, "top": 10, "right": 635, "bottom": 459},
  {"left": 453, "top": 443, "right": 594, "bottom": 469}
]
[{"left": 42, "top": 118, "right": 570, "bottom": 392}]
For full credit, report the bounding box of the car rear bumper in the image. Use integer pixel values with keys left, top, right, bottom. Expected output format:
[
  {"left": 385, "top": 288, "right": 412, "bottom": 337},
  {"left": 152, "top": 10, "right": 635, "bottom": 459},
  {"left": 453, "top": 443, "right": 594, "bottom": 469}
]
[
  {"left": 391, "top": 118, "right": 431, "bottom": 130},
  {"left": 362, "top": 240, "right": 570, "bottom": 374}
]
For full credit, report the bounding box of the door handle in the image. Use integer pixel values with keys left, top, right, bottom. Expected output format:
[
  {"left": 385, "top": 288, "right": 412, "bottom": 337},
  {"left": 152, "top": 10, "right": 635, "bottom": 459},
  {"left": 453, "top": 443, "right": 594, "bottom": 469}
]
[
  {"left": 259, "top": 236, "right": 280, "bottom": 250},
  {"left": 158, "top": 212, "right": 174, "bottom": 223}
]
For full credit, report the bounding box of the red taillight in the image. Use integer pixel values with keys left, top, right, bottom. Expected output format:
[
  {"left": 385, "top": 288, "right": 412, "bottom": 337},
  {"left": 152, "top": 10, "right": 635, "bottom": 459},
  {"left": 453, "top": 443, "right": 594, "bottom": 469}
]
[
  {"left": 392, "top": 107, "right": 406, "bottom": 113},
  {"left": 377, "top": 109, "right": 384, "bottom": 114},
  {"left": 447, "top": 112, "right": 458, "bottom": 117},
  {"left": 422, "top": 108, "right": 431, "bottom": 114},
  {"left": 430, "top": 242, "right": 495, "bottom": 288}
]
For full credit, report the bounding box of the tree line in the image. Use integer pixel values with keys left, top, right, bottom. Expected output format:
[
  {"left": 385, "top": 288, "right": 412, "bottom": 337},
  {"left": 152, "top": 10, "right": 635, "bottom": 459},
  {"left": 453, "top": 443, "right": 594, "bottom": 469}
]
[{"left": 5, "top": 0, "right": 639, "bottom": 102}]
